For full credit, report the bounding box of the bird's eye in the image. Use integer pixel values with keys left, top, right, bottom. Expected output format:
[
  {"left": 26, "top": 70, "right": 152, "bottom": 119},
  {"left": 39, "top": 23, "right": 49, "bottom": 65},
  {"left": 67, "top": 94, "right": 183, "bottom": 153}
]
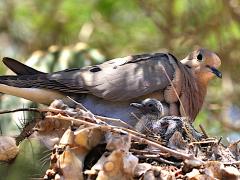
[
  {"left": 197, "top": 53, "right": 203, "bottom": 61},
  {"left": 148, "top": 104, "right": 153, "bottom": 107}
]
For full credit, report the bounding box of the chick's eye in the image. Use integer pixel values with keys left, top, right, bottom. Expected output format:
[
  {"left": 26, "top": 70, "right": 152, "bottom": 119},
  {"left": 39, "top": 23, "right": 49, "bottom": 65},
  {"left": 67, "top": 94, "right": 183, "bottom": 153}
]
[
  {"left": 197, "top": 53, "right": 203, "bottom": 61},
  {"left": 148, "top": 104, "right": 153, "bottom": 107}
]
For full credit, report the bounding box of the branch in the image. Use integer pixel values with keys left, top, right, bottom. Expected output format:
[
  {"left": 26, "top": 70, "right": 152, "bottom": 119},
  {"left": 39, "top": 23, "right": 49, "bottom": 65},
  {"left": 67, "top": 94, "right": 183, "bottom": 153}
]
[
  {"left": 45, "top": 114, "right": 202, "bottom": 161},
  {"left": 0, "top": 106, "right": 134, "bottom": 130},
  {"left": 223, "top": 0, "right": 240, "bottom": 22}
]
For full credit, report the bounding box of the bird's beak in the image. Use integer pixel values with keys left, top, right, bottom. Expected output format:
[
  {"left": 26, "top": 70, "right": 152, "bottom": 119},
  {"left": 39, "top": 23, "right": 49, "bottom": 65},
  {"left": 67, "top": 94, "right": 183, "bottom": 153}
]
[
  {"left": 207, "top": 65, "right": 222, "bottom": 78},
  {"left": 130, "top": 103, "right": 143, "bottom": 109}
]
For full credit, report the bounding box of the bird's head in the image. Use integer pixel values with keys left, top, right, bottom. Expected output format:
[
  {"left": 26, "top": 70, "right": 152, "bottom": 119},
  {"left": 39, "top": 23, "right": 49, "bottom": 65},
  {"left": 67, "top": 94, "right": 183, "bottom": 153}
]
[
  {"left": 130, "top": 98, "right": 164, "bottom": 117},
  {"left": 181, "top": 48, "right": 222, "bottom": 82}
]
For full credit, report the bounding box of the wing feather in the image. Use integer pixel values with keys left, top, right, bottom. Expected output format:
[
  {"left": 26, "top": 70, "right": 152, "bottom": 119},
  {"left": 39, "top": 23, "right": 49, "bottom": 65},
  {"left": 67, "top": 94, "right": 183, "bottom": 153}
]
[
  {"left": 47, "top": 53, "right": 176, "bottom": 100},
  {"left": 0, "top": 53, "right": 177, "bottom": 101}
]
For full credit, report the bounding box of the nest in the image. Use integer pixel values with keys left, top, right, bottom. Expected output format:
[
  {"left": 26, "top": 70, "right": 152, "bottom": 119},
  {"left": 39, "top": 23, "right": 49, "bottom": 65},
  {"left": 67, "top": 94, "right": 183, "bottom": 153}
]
[{"left": 0, "top": 99, "right": 239, "bottom": 180}]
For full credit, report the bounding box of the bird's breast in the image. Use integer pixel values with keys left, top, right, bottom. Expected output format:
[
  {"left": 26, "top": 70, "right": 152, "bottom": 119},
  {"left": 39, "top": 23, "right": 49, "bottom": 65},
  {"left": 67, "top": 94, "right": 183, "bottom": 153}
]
[{"left": 75, "top": 94, "right": 139, "bottom": 126}]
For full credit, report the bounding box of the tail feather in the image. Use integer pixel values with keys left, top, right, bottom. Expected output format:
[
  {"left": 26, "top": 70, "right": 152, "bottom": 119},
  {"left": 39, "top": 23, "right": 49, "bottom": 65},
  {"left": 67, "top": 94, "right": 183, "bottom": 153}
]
[
  {"left": 0, "top": 74, "right": 84, "bottom": 94},
  {"left": 2, "top": 57, "right": 45, "bottom": 75},
  {"left": 0, "top": 75, "right": 45, "bottom": 88}
]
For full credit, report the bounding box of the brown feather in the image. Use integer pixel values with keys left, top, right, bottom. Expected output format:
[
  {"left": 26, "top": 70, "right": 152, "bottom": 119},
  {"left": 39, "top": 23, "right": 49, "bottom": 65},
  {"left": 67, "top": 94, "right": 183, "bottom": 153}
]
[{"left": 176, "top": 60, "right": 205, "bottom": 121}]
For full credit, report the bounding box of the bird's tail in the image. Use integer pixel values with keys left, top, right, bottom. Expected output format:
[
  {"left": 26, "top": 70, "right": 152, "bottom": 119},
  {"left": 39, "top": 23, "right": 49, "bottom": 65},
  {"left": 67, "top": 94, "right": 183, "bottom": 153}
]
[
  {"left": 2, "top": 57, "right": 45, "bottom": 75},
  {"left": 0, "top": 74, "right": 65, "bottom": 105},
  {"left": 0, "top": 57, "right": 65, "bottom": 104},
  {"left": 0, "top": 57, "right": 50, "bottom": 88}
]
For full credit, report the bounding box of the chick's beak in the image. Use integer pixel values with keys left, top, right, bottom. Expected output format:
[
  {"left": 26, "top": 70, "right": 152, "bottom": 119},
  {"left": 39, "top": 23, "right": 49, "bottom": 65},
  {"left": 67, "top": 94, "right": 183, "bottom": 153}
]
[
  {"left": 130, "top": 103, "right": 143, "bottom": 109},
  {"left": 206, "top": 65, "right": 222, "bottom": 78}
]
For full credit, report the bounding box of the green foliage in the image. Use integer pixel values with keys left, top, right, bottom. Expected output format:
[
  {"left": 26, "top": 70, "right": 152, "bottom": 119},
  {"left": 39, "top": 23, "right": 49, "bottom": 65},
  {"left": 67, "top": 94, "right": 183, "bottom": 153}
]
[{"left": 0, "top": 139, "right": 48, "bottom": 180}]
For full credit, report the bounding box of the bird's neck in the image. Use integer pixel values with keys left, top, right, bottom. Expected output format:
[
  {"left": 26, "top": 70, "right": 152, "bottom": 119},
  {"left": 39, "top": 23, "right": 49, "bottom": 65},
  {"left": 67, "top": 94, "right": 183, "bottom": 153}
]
[
  {"left": 195, "top": 72, "right": 210, "bottom": 105},
  {"left": 179, "top": 65, "right": 207, "bottom": 121},
  {"left": 196, "top": 72, "right": 212, "bottom": 86},
  {"left": 196, "top": 77, "right": 207, "bottom": 104}
]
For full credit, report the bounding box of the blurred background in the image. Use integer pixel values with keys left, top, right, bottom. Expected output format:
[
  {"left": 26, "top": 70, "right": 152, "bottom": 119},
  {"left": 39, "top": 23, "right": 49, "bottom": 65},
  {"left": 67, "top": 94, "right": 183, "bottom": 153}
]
[{"left": 0, "top": 0, "right": 239, "bottom": 178}]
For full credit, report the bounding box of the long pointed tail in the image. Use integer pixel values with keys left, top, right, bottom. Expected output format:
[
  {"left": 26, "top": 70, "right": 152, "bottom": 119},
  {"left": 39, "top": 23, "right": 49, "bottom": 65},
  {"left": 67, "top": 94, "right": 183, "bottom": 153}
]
[
  {"left": 0, "top": 75, "right": 65, "bottom": 105},
  {"left": 2, "top": 57, "right": 45, "bottom": 75}
]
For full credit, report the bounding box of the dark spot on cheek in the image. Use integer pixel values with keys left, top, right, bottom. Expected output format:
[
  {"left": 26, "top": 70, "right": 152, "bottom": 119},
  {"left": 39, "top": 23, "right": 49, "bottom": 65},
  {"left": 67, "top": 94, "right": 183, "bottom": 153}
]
[{"left": 89, "top": 66, "right": 101, "bottom": 72}]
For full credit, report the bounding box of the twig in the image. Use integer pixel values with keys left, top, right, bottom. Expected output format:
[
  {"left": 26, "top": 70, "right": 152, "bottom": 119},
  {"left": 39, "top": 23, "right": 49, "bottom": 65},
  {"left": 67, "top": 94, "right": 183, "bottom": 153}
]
[
  {"left": 0, "top": 108, "right": 41, "bottom": 114},
  {"left": 15, "top": 120, "right": 37, "bottom": 145},
  {"left": 136, "top": 154, "right": 182, "bottom": 166},
  {"left": 162, "top": 65, "right": 194, "bottom": 142},
  {"left": 130, "top": 149, "right": 162, "bottom": 155},
  {"left": 130, "top": 112, "right": 141, "bottom": 122},
  {"left": 95, "top": 115, "right": 135, "bottom": 130},
  {"left": 189, "top": 140, "right": 218, "bottom": 145},
  {"left": 217, "top": 137, "right": 223, "bottom": 145},
  {"left": 67, "top": 96, "right": 88, "bottom": 111},
  {"left": 182, "top": 121, "right": 195, "bottom": 142},
  {"left": 68, "top": 96, "right": 135, "bottom": 130},
  {"left": 232, "top": 139, "right": 240, "bottom": 145},
  {"left": 199, "top": 124, "right": 209, "bottom": 138},
  {"left": 45, "top": 114, "right": 202, "bottom": 161},
  {"left": 130, "top": 112, "right": 156, "bottom": 135},
  {"left": 0, "top": 106, "right": 134, "bottom": 130},
  {"left": 223, "top": 161, "right": 240, "bottom": 166},
  {"left": 45, "top": 114, "right": 160, "bottom": 145},
  {"left": 162, "top": 67, "right": 187, "bottom": 118}
]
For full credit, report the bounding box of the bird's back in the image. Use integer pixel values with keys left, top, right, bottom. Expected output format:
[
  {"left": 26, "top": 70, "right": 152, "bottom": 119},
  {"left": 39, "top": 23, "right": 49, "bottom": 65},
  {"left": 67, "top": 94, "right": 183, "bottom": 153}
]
[{"left": 0, "top": 53, "right": 177, "bottom": 101}]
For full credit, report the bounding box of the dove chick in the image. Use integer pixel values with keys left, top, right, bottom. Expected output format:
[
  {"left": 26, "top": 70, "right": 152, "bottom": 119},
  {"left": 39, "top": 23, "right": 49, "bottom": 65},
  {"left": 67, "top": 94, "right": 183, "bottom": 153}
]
[
  {"left": 130, "top": 98, "right": 169, "bottom": 134},
  {"left": 131, "top": 98, "right": 203, "bottom": 141}
]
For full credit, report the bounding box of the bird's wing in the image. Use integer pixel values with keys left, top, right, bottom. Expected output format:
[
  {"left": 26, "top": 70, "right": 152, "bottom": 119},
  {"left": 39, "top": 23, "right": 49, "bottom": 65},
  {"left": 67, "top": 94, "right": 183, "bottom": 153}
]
[
  {"left": 0, "top": 53, "right": 177, "bottom": 101},
  {"left": 47, "top": 53, "right": 177, "bottom": 101}
]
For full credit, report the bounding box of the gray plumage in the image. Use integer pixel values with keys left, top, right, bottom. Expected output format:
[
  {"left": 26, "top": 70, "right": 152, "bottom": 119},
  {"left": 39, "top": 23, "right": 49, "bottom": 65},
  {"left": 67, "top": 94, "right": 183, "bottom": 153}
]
[
  {"left": 131, "top": 98, "right": 203, "bottom": 140},
  {"left": 1, "top": 53, "right": 175, "bottom": 100},
  {"left": 130, "top": 98, "right": 169, "bottom": 133}
]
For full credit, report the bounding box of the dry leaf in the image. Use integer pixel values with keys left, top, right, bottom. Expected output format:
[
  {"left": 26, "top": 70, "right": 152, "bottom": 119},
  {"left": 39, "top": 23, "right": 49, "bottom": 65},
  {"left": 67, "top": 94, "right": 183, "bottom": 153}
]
[{"left": 0, "top": 136, "right": 19, "bottom": 161}]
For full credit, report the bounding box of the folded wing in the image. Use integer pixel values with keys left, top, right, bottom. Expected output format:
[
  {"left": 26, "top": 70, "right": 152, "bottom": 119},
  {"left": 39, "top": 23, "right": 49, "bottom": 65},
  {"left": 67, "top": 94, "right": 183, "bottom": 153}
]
[{"left": 1, "top": 53, "right": 177, "bottom": 101}]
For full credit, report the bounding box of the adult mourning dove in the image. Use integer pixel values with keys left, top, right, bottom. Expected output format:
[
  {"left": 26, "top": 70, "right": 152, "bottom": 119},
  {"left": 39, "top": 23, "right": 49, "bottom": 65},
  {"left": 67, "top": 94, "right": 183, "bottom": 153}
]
[{"left": 0, "top": 48, "right": 221, "bottom": 125}]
